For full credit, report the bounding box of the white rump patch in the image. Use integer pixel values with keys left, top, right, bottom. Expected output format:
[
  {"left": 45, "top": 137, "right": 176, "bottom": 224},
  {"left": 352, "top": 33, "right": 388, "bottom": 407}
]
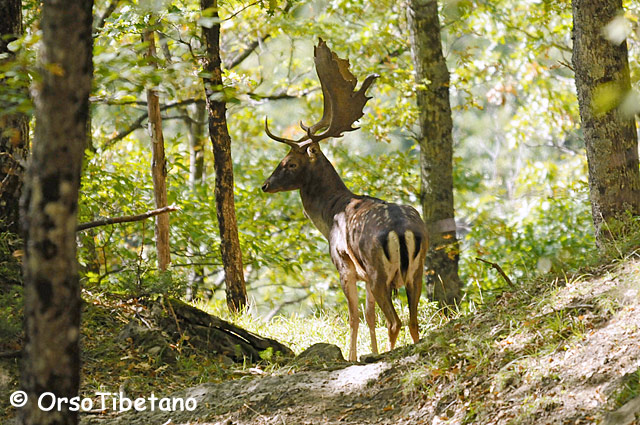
[
  {"left": 404, "top": 231, "right": 421, "bottom": 284},
  {"left": 403, "top": 231, "right": 416, "bottom": 283},
  {"left": 381, "top": 231, "right": 402, "bottom": 289}
]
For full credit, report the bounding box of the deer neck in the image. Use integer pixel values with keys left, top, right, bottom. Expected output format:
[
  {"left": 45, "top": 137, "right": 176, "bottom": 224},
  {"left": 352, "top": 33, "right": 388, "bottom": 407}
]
[{"left": 300, "top": 156, "right": 353, "bottom": 239}]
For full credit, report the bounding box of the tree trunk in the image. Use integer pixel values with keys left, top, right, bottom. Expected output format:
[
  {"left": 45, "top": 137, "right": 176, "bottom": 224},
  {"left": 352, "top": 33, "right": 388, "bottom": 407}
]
[
  {"left": 0, "top": 0, "right": 29, "bottom": 236},
  {"left": 188, "top": 102, "right": 207, "bottom": 189},
  {"left": 572, "top": 0, "right": 640, "bottom": 247},
  {"left": 144, "top": 29, "right": 171, "bottom": 272},
  {"left": 20, "top": 1, "right": 93, "bottom": 424},
  {"left": 200, "top": 0, "right": 247, "bottom": 313},
  {"left": 186, "top": 101, "right": 207, "bottom": 300},
  {"left": 407, "top": 0, "right": 462, "bottom": 305}
]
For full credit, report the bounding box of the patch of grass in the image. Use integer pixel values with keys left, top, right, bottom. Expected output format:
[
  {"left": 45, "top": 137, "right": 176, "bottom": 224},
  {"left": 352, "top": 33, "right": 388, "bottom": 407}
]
[
  {"left": 4, "top": 252, "right": 640, "bottom": 425},
  {"left": 599, "top": 212, "right": 640, "bottom": 261},
  {"left": 378, "top": 260, "right": 639, "bottom": 424},
  {"left": 0, "top": 284, "right": 22, "bottom": 352},
  {"left": 197, "top": 293, "right": 447, "bottom": 359},
  {"left": 0, "top": 283, "right": 22, "bottom": 423},
  {"left": 611, "top": 368, "right": 640, "bottom": 408},
  {"left": 511, "top": 394, "right": 563, "bottom": 424},
  {"left": 401, "top": 366, "right": 437, "bottom": 399},
  {"left": 492, "top": 364, "right": 525, "bottom": 393},
  {"left": 0, "top": 230, "right": 22, "bottom": 286}
]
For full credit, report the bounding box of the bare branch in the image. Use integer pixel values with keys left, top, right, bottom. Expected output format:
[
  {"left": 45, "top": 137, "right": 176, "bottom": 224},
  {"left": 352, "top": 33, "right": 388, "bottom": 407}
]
[
  {"left": 263, "top": 293, "right": 312, "bottom": 321},
  {"left": 103, "top": 89, "right": 312, "bottom": 146},
  {"left": 92, "top": 98, "right": 148, "bottom": 107},
  {"left": 171, "top": 262, "right": 223, "bottom": 268},
  {"left": 77, "top": 205, "right": 179, "bottom": 232},
  {"left": 249, "top": 87, "right": 319, "bottom": 101},
  {"left": 225, "top": 35, "right": 271, "bottom": 70},
  {"left": 107, "top": 113, "right": 149, "bottom": 144},
  {"left": 0, "top": 350, "right": 21, "bottom": 359},
  {"left": 476, "top": 257, "right": 516, "bottom": 289},
  {"left": 104, "top": 99, "right": 204, "bottom": 144},
  {"left": 94, "top": 0, "right": 122, "bottom": 32},
  {"left": 221, "top": 1, "right": 261, "bottom": 22}
]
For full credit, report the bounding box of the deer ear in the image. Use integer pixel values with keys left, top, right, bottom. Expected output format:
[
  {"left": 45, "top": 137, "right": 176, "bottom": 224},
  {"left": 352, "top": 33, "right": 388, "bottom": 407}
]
[{"left": 307, "top": 145, "right": 320, "bottom": 161}]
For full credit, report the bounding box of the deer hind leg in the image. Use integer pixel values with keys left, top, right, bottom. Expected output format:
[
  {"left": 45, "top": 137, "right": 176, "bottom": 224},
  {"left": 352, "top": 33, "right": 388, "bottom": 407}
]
[
  {"left": 379, "top": 290, "right": 401, "bottom": 351},
  {"left": 406, "top": 263, "right": 424, "bottom": 344},
  {"left": 369, "top": 275, "right": 401, "bottom": 351},
  {"left": 365, "top": 284, "right": 378, "bottom": 355}
]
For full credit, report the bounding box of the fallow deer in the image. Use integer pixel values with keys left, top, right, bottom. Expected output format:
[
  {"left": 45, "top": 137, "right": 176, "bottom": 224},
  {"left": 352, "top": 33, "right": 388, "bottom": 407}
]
[{"left": 262, "top": 39, "right": 427, "bottom": 361}]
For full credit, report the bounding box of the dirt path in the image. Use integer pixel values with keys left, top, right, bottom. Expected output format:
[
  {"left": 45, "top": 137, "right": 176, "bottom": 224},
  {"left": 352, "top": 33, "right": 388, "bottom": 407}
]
[{"left": 82, "top": 356, "right": 429, "bottom": 425}]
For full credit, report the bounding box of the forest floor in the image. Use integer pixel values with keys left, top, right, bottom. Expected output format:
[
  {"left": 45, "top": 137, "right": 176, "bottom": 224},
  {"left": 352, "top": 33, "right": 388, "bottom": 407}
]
[{"left": 2, "top": 256, "right": 640, "bottom": 424}]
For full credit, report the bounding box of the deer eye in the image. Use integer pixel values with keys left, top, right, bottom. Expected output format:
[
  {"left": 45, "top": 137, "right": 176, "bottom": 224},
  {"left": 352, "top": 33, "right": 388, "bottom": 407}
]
[{"left": 287, "top": 162, "right": 297, "bottom": 169}]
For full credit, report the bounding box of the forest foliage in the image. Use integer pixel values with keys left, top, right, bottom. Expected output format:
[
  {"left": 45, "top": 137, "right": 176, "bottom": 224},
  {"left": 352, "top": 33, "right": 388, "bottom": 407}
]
[{"left": 2, "top": 0, "right": 639, "bottom": 315}]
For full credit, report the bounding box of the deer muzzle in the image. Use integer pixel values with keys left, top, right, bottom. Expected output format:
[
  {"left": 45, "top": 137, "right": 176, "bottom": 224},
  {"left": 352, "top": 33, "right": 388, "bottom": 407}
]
[{"left": 262, "top": 179, "right": 280, "bottom": 193}]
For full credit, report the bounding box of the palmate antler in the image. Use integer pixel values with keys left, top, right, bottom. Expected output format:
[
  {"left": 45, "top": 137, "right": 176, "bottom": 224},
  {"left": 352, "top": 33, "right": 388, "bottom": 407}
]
[{"left": 265, "top": 38, "right": 378, "bottom": 147}]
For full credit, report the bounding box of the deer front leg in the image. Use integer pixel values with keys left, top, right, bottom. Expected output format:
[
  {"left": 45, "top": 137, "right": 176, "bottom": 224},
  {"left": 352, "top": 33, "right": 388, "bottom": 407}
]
[
  {"left": 340, "top": 272, "right": 360, "bottom": 361},
  {"left": 331, "top": 236, "right": 361, "bottom": 361},
  {"left": 365, "top": 284, "right": 378, "bottom": 355}
]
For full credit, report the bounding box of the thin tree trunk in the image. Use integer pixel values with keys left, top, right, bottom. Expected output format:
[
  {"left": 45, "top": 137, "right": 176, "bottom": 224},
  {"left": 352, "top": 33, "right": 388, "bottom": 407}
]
[
  {"left": 0, "top": 0, "right": 29, "bottom": 236},
  {"left": 407, "top": 0, "right": 462, "bottom": 305},
  {"left": 572, "top": 0, "right": 640, "bottom": 247},
  {"left": 186, "top": 101, "right": 207, "bottom": 300},
  {"left": 20, "top": 1, "right": 93, "bottom": 424},
  {"left": 188, "top": 102, "right": 207, "bottom": 189},
  {"left": 144, "top": 29, "right": 171, "bottom": 272},
  {"left": 200, "top": 0, "right": 247, "bottom": 312}
]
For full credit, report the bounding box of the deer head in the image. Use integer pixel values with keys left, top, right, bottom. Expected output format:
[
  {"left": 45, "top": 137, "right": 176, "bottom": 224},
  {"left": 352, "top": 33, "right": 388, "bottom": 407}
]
[{"left": 261, "top": 39, "right": 378, "bottom": 193}]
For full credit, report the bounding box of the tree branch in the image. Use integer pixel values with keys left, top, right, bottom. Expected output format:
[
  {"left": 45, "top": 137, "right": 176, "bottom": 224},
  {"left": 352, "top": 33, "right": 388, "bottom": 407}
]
[
  {"left": 222, "top": 1, "right": 261, "bottom": 22},
  {"left": 104, "top": 99, "right": 204, "bottom": 144},
  {"left": 264, "top": 293, "right": 312, "bottom": 321},
  {"left": 107, "top": 113, "right": 149, "bottom": 144},
  {"left": 476, "top": 257, "right": 516, "bottom": 288},
  {"left": 102, "top": 89, "right": 312, "bottom": 145},
  {"left": 225, "top": 35, "right": 271, "bottom": 70},
  {"left": 0, "top": 349, "right": 21, "bottom": 359},
  {"left": 94, "top": 0, "right": 122, "bottom": 32},
  {"left": 77, "top": 205, "right": 179, "bottom": 232},
  {"left": 248, "top": 87, "right": 319, "bottom": 101}
]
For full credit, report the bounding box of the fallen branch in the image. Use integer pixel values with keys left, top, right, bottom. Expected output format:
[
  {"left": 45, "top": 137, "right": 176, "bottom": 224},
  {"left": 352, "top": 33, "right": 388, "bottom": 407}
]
[
  {"left": 476, "top": 257, "right": 516, "bottom": 288},
  {"left": 77, "top": 205, "right": 179, "bottom": 232}
]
